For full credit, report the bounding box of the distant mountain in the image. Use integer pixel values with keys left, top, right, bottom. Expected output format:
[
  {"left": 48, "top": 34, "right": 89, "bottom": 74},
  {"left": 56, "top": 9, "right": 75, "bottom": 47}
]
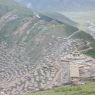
[{"left": 15, "top": 0, "right": 95, "bottom": 11}]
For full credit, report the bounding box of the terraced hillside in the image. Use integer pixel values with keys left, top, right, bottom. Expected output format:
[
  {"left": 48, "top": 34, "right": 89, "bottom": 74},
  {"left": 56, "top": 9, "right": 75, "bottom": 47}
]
[{"left": 0, "top": 0, "right": 95, "bottom": 95}]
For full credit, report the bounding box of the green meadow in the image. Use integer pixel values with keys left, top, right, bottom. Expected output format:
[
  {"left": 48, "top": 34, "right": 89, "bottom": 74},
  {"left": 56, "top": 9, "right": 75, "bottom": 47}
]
[{"left": 23, "top": 81, "right": 95, "bottom": 95}]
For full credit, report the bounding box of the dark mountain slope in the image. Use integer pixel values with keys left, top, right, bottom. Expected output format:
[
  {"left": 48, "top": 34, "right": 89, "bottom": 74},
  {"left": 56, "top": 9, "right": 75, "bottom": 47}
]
[{"left": 39, "top": 12, "right": 77, "bottom": 27}]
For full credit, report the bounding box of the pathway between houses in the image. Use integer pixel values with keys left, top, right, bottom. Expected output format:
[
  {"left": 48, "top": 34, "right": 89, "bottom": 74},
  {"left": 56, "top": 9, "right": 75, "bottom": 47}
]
[{"left": 67, "top": 30, "right": 80, "bottom": 40}]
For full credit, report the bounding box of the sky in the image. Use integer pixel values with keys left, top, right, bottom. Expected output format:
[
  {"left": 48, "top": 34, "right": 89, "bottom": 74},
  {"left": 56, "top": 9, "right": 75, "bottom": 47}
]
[{"left": 15, "top": 0, "right": 95, "bottom": 11}]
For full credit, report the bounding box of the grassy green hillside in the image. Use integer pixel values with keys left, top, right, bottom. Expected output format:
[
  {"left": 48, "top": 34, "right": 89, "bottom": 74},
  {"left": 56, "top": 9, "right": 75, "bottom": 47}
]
[{"left": 23, "top": 81, "right": 95, "bottom": 95}]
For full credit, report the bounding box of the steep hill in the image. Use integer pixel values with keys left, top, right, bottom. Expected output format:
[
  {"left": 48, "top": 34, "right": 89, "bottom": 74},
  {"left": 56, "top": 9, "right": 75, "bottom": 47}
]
[{"left": 0, "top": 0, "right": 95, "bottom": 95}]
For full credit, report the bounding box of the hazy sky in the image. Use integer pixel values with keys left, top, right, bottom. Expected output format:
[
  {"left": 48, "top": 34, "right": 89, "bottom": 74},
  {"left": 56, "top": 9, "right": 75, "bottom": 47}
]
[{"left": 15, "top": 0, "right": 95, "bottom": 11}]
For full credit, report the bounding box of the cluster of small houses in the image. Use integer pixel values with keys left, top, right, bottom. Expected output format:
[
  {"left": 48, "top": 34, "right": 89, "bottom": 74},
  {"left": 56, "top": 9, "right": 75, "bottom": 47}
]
[
  {"left": 62, "top": 51, "right": 95, "bottom": 84},
  {"left": 0, "top": 50, "right": 95, "bottom": 95},
  {"left": 0, "top": 33, "right": 94, "bottom": 95},
  {"left": 0, "top": 9, "right": 95, "bottom": 95}
]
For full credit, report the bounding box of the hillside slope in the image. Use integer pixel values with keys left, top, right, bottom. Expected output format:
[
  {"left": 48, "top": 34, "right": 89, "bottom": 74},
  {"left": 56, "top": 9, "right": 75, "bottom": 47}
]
[
  {"left": 24, "top": 81, "right": 95, "bottom": 95},
  {"left": 0, "top": 0, "right": 95, "bottom": 95}
]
